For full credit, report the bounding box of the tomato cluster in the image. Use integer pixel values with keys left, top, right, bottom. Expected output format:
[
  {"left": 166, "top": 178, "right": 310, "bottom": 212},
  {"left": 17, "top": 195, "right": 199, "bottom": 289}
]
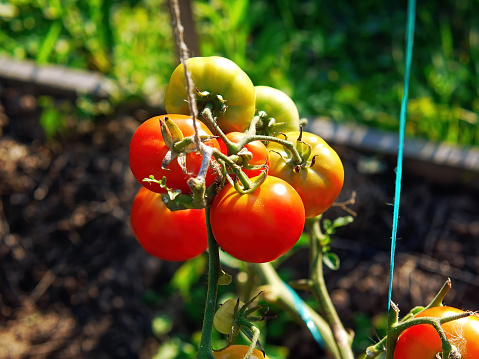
[{"left": 128, "top": 56, "right": 344, "bottom": 263}]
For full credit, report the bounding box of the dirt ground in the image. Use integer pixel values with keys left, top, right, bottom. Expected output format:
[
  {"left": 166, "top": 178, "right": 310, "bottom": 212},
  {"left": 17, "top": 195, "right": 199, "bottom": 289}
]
[{"left": 1, "top": 82, "right": 478, "bottom": 359}]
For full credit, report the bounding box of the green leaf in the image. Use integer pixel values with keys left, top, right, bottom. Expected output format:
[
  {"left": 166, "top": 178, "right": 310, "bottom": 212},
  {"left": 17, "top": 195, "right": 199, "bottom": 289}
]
[
  {"left": 218, "top": 269, "right": 233, "bottom": 285},
  {"left": 38, "top": 96, "right": 64, "bottom": 138},
  {"left": 322, "top": 218, "right": 332, "bottom": 232},
  {"left": 323, "top": 252, "right": 340, "bottom": 271},
  {"left": 36, "top": 19, "right": 62, "bottom": 64},
  {"left": 170, "top": 255, "right": 207, "bottom": 300},
  {"left": 152, "top": 337, "right": 196, "bottom": 359},
  {"left": 228, "top": 0, "right": 249, "bottom": 29},
  {"left": 293, "top": 232, "right": 309, "bottom": 248},
  {"left": 152, "top": 314, "right": 173, "bottom": 337},
  {"left": 331, "top": 215, "right": 354, "bottom": 229}
]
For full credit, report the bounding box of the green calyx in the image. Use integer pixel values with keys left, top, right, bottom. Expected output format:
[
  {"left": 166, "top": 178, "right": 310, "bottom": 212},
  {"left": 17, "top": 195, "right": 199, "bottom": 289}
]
[
  {"left": 196, "top": 88, "right": 228, "bottom": 115},
  {"left": 255, "top": 110, "right": 287, "bottom": 137},
  {"left": 159, "top": 116, "right": 215, "bottom": 175},
  {"left": 273, "top": 131, "right": 313, "bottom": 171},
  {"left": 232, "top": 169, "right": 267, "bottom": 195}
]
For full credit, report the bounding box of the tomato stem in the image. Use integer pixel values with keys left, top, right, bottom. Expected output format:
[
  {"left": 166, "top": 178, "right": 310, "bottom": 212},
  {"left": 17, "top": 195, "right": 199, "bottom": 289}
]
[
  {"left": 201, "top": 103, "right": 237, "bottom": 150},
  {"left": 424, "top": 278, "right": 452, "bottom": 310},
  {"left": 253, "top": 262, "right": 341, "bottom": 358},
  {"left": 197, "top": 208, "right": 221, "bottom": 359},
  {"left": 306, "top": 217, "right": 354, "bottom": 359},
  {"left": 252, "top": 134, "right": 304, "bottom": 165},
  {"left": 212, "top": 148, "right": 253, "bottom": 191}
]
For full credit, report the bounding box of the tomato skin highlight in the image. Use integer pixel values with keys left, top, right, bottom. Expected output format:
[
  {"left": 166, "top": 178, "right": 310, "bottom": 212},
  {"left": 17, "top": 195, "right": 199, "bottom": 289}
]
[
  {"left": 218, "top": 132, "right": 269, "bottom": 178},
  {"left": 268, "top": 131, "right": 344, "bottom": 218},
  {"left": 213, "top": 345, "right": 270, "bottom": 359},
  {"left": 130, "top": 187, "right": 208, "bottom": 261},
  {"left": 393, "top": 306, "right": 479, "bottom": 359},
  {"left": 128, "top": 114, "right": 220, "bottom": 194},
  {"left": 164, "top": 56, "right": 256, "bottom": 133},
  {"left": 255, "top": 85, "right": 300, "bottom": 135},
  {"left": 210, "top": 176, "right": 305, "bottom": 263}
]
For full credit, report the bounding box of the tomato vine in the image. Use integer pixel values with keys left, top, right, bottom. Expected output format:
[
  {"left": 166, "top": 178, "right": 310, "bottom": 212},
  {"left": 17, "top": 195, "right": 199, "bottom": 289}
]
[{"left": 125, "top": 1, "right": 479, "bottom": 358}]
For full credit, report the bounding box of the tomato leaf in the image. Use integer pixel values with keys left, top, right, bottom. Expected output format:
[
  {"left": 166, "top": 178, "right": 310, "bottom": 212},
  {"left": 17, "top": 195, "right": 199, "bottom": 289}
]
[
  {"left": 322, "top": 218, "right": 333, "bottom": 232},
  {"left": 332, "top": 215, "right": 354, "bottom": 229},
  {"left": 218, "top": 269, "right": 233, "bottom": 286},
  {"left": 323, "top": 252, "right": 340, "bottom": 271},
  {"left": 152, "top": 314, "right": 173, "bottom": 337},
  {"left": 169, "top": 255, "right": 207, "bottom": 300}
]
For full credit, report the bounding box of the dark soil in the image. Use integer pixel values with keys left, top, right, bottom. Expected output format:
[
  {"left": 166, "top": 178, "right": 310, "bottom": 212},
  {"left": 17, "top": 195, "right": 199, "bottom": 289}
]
[{"left": 1, "top": 81, "right": 478, "bottom": 359}]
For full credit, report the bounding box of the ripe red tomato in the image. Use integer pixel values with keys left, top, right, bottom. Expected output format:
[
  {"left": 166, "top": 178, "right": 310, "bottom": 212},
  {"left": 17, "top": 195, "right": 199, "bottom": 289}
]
[
  {"left": 213, "top": 345, "right": 270, "bottom": 359},
  {"left": 130, "top": 187, "right": 207, "bottom": 261},
  {"left": 129, "top": 114, "right": 220, "bottom": 194},
  {"left": 255, "top": 85, "right": 300, "bottom": 136},
  {"left": 210, "top": 176, "right": 305, "bottom": 263},
  {"left": 218, "top": 132, "right": 269, "bottom": 178},
  {"left": 164, "top": 56, "right": 256, "bottom": 133},
  {"left": 268, "top": 131, "right": 344, "bottom": 218},
  {"left": 393, "top": 306, "right": 479, "bottom": 359}
]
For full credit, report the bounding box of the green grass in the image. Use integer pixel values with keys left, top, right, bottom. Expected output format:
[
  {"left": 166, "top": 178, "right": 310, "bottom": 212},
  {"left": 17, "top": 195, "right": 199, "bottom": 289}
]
[{"left": 1, "top": 0, "right": 478, "bottom": 146}]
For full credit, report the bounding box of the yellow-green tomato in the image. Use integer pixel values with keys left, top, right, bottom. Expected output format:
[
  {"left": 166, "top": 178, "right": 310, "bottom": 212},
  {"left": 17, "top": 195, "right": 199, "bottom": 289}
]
[
  {"left": 268, "top": 131, "right": 344, "bottom": 218},
  {"left": 213, "top": 345, "right": 270, "bottom": 359},
  {"left": 164, "top": 56, "right": 256, "bottom": 133},
  {"left": 255, "top": 85, "right": 300, "bottom": 135},
  {"left": 213, "top": 298, "right": 244, "bottom": 334}
]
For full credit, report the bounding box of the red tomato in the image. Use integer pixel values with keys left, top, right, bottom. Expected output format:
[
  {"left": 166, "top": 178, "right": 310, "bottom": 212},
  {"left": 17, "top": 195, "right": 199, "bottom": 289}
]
[
  {"left": 393, "top": 306, "right": 479, "bottom": 359},
  {"left": 129, "top": 114, "right": 220, "bottom": 194},
  {"left": 213, "top": 345, "right": 270, "bottom": 359},
  {"left": 268, "top": 131, "right": 344, "bottom": 218},
  {"left": 130, "top": 187, "right": 208, "bottom": 261},
  {"left": 218, "top": 132, "right": 269, "bottom": 178},
  {"left": 210, "top": 176, "right": 305, "bottom": 263}
]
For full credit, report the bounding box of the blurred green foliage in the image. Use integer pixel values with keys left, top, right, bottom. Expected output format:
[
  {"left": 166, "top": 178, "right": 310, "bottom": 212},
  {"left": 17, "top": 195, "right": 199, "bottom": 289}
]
[
  {"left": 139, "top": 253, "right": 290, "bottom": 358},
  {"left": 0, "top": 0, "right": 177, "bottom": 108},
  {"left": 195, "top": 0, "right": 479, "bottom": 146},
  {"left": 1, "top": 0, "right": 478, "bottom": 145}
]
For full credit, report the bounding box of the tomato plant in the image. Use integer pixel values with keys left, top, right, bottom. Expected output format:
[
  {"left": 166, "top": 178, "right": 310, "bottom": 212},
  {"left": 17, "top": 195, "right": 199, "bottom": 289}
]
[
  {"left": 164, "top": 56, "right": 256, "bottom": 133},
  {"left": 213, "top": 298, "right": 245, "bottom": 334},
  {"left": 268, "top": 131, "right": 344, "bottom": 218},
  {"left": 210, "top": 175, "right": 305, "bottom": 263},
  {"left": 393, "top": 306, "right": 479, "bottom": 359},
  {"left": 218, "top": 132, "right": 269, "bottom": 178},
  {"left": 130, "top": 187, "right": 208, "bottom": 261},
  {"left": 129, "top": 114, "right": 220, "bottom": 194},
  {"left": 255, "top": 85, "right": 300, "bottom": 136},
  {"left": 213, "top": 345, "right": 270, "bottom": 359}
]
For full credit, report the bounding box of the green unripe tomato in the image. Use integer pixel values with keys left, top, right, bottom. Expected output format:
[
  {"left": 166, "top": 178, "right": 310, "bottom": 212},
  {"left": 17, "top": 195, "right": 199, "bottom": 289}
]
[
  {"left": 255, "top": 85, "right": 300, "bottom": 135},
  {"left": 213, "top": 299, "right": 245, "bottom": 334}
]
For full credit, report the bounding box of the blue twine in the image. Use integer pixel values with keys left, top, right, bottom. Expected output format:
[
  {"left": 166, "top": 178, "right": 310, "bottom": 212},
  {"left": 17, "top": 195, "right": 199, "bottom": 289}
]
[
  {"left": 285, "top": 283, "right": 325, "bottom": 348},
  {"left": 388, "top": 0, "right": 417, "bottom": 312}
]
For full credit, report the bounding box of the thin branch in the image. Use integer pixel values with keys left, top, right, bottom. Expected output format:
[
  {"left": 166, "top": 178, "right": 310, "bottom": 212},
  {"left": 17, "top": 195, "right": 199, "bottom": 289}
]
[{"left": 169, "top": 0, "right": 201, "bottom": 153}]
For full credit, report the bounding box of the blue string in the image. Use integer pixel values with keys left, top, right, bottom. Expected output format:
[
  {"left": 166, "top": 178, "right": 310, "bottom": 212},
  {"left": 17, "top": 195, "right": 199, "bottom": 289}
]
[
  {"left": 285, "top": 283, "right": 325, "bottom": 348},
  {"left": 388, "top": 0, "right": 417, "bottom": 312}
]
